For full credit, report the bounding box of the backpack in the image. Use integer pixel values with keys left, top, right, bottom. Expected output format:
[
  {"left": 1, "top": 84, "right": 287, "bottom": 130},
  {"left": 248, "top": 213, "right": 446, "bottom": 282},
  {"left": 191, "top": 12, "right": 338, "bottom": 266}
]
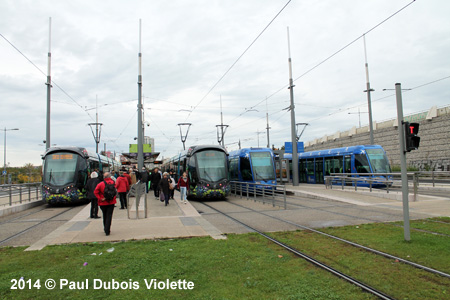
[{"left": 103, "top": 180, "right": 117, "bottom": 200}]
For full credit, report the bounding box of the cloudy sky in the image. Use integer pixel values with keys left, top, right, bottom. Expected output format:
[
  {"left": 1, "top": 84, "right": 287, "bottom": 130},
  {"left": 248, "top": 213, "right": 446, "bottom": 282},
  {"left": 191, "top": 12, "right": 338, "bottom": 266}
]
[{"left": 1, "top": 0, "right": 449, "bottom": 167}]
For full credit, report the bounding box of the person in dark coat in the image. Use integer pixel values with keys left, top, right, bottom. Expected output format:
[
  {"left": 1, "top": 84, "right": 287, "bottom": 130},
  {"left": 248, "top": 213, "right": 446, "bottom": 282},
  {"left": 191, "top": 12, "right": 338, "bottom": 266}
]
[
  {"left": 85, "top": 172, "right": 101, "bottom": 218},
  {"left": 158, "top": 172, "right": 172, "bottom": 206},
  {"left": 140, "top": 167, "right": 150, "bottom": 193},
  {"left": 94, "top": 172, "right": 117, "bottom": 236},
  {"left": 151, "top": 167, "right": 162, "bottom": 199}
]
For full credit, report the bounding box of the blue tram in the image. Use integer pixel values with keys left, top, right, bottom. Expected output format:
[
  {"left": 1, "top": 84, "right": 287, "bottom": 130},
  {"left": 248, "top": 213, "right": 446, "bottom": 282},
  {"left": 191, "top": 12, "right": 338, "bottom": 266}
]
[
  {"left": 162, "top": 145, "right": 230, "bottom": 199},
  {"left": 41, "top": 146, "right": 121, "bottom": 205},
  {"left": 284, "top": 145, "right": 391, "bottom": 187},
  {"left": 228, "top": 148, "right": 277, "bottom": 188}
]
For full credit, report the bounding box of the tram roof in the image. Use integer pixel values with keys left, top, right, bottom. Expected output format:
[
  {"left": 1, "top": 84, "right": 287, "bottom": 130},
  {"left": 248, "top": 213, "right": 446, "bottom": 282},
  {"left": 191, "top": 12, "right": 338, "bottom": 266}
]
[{"left": 228, "top": 147, "right": 273, "bottom": 156}]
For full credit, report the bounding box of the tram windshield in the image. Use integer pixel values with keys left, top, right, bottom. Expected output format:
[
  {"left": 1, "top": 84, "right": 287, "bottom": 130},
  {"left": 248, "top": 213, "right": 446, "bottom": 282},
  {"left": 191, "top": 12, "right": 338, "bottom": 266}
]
[
  {"left": 196, "top": 150, "right": 227, "bottom": 182},
  {"left": 366, "top": 148, "right": 392, "bottom": 173},
  {"left": 43, "top": 152, "right": 79, "bottom": 186},
  {"left": 250, "top": 152, "right": 275, "bottom": 180}
]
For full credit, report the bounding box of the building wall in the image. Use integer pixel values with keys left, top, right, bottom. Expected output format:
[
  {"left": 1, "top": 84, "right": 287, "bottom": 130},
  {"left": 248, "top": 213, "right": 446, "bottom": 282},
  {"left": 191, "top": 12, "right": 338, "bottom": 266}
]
[{"left": 303, "top": 106, "right": 450, "bottom": 171}]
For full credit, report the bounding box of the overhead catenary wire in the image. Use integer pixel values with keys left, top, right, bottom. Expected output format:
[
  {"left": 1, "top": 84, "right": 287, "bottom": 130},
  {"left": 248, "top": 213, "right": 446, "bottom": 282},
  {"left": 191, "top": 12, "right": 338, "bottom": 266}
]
[{"left": 184, "top": 0, "right": 292, "bottom": 122}]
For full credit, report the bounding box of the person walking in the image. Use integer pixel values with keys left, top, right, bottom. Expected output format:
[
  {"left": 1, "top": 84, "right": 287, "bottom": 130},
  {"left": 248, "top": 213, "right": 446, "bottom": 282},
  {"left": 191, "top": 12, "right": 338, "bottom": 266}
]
[
  {"left": 129, "top": 168, "right": 137, "bottom": 185},
  {"left": 150, "top": 167, "right": 162, "bottom": 200},
  {"left": 115, "top": 171, "right": 130, "bottom": 209},
  {"left": 140, "top": 167, "right": 150, "bottom": 193},
  {"left": 85, "top": 171, "right": 101, "bottom": 218},
  {"left": 123, "top": 169, "right": 132, "bottom": 186},
  {"left": 169, "top": 169, "right": 176, "bottom": 199},
  {"left": 94, "top": 172, "right": 117, "bottom": 236},
  {"left": 177, "top": 172, "right": 189, "bottom": 204},
  {"left": 158, "top": 172, "right": 172, "bottom": 206}
]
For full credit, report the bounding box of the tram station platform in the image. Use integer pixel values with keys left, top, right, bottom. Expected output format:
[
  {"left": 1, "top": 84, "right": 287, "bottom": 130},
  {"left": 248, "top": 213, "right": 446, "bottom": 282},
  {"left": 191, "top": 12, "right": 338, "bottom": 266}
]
[
  {"left": 25, "top": 192, "right": 225, "bottom": 251},
  {"left": 22, "top": 183, "right": 450, "bottom": 251}
]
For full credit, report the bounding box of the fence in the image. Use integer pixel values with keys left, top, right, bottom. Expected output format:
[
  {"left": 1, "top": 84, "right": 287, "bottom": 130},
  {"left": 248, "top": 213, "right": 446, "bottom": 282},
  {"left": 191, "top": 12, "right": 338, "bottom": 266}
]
[
  {"left": 325, "top": 171, "right": 450, "bottom": 202},
  {"left": 229, "top": 181, "right": 287, "bottom": 209},
  {"left": 0, "top": 182, "right": 42, "bottom": 207}
]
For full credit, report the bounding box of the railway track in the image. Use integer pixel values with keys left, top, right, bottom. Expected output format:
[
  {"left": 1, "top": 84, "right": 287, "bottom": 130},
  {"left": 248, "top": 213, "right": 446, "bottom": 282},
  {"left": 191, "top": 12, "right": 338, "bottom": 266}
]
[
  {"left": 200, "top": 201, "right": 395, "bottom": 300},
  {"left": 221, "top": 200, "right": 450, "bottom": 278},
  {"left": 0, "top": 206, "right": 78, "bottom": 246},
  {"left": 264, "top": 192, "right": 450, "bottom": 237},
  {"left": 199, "top": 200, "right": 450, "bottom": 298}
]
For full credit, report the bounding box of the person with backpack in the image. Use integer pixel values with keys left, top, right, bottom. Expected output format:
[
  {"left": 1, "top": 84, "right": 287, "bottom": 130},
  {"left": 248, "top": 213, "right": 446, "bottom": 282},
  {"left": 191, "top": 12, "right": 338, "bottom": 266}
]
[{"left": 94, "top": 172, "right": 117, "bottom": 236}]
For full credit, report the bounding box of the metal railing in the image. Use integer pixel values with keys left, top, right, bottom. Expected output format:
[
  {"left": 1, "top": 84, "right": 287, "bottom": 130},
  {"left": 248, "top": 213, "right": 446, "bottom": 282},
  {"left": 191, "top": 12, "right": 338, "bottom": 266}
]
[
  {"left": 229, "top": 181, "right": 287, "bottom": 209},
  {"left": 325, "top": 172, "right": 450, "bottom": 202},
  {"left": 0, "top": 182, "right": 42, "bottom": 207},
  {"left": 413, "top": 171, "right": 450, "bottom": 187}
]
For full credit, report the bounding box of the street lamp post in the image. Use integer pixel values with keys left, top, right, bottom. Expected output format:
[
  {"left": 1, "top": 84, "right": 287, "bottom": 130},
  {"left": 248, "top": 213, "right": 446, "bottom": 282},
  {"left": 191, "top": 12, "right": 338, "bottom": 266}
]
[{"left": 2, "top": 128, "right": 19, "bottom": 184}]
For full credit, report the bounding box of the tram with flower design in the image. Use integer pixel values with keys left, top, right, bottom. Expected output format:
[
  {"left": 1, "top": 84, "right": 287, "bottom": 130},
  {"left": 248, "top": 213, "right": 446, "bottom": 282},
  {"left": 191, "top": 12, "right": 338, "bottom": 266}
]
[
  {"left": 41, "top": 146, "right": 120, "bottom": 205},
  {"left": 162, "top": 145, "right": 230, "bottom": 199}
]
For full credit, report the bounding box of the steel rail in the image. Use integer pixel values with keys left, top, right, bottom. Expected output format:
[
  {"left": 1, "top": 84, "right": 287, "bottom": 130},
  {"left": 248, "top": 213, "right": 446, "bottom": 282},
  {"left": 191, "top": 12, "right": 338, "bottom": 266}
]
[
  {"left": 0, "top": 206, "right": 75, "bottom": 245},
  {"left": 226, "top": 200, "right": 450, "bottom": 279},
  {"left": 201, "top": 202, "right": 395, "bottom": 300}
]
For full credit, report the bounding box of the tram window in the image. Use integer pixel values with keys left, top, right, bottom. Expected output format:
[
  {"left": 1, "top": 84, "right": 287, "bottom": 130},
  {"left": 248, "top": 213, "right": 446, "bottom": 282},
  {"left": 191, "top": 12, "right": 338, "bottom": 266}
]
[
  {"left": 229, "top": 158, "right": 239, "bottom": 181},
  {"left": 43, "top": 153, "right": 78, "bottom": 186},
  {"left": 240, "top": 157, "right": 253, "bottom": 181},
  {"left": 90, "top": 161, "right": 100, "bottom": 173},
  {"left": 344, "top": 155, "right": 351, "bottom": 174},
  {"left": 188, "top": 156, "right": 197, "bottom": 184},
  {"left": 299, "top": 159, "right": 307, "bottom": 183},
  {"left": 355, "top": 154, "right": 370, "bottom": 173},
  {"left": 324, "top": 156, "right": 343, "bottom": 174},
  {"left": 366, "top": 149, "right": 391, "bottom": 173},
  {"left": 306, "top": 159, "right": 314, "bottom": 176}
]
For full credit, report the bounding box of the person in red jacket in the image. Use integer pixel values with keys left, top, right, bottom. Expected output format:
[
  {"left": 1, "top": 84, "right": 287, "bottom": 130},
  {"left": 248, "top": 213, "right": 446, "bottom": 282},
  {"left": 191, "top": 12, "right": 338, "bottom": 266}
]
[
  {"left": 123, "top": 169, "right": 132, "bottom": 186},
  {"left": 94, "top": 172, "right": 117, "bottom": 236},
  {"left": 115, "top": 171, "right": 130, "bottom": 209},
  {"left": 177, "top": 172, "right": 189, "bottom": 204}
]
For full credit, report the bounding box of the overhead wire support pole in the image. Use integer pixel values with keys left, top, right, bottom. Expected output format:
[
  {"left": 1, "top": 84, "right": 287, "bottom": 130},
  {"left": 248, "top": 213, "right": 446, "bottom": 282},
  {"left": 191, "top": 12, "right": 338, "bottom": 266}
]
[
  {"left": 395, "top": 83, "right": 411, "bottom": 241},
  {"left": 216, "top": 95, "right": 228, "bottom": 147},
  {"left": 137, "top": 19, "right": 144, "bottom": 170},
  {"left": 45, "top": 17, "right": 52, "bottom": 150},
  {"left": 88, "top": 96, "right": 103, "bottom": 153},
  {"left": 266, "top": 97, "right": 271, "bottom": 148},
  {"left": 363, "top": 35, "right": 375, "bottom": 145},
  {"left": 287, "top": 27, "right": 299, "bottom": 186}
]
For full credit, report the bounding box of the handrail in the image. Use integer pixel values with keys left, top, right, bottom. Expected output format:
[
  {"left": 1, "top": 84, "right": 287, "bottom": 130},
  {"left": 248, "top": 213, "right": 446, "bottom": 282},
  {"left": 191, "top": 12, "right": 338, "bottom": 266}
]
[
  {"left": 0, "top": 182, "right": 42, "bottom": 206},
  {"left": 229, "top": 181, "right": 286, "bottom": 209},
  {"left": 324, "top": 171, "right": 450, "bottom": 202}
]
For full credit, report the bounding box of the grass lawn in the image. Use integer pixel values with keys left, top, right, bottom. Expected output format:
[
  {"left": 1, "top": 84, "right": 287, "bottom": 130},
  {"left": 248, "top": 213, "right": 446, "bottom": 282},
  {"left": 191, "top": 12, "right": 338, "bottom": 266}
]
[{"left": 1, "top": 218, "right": 449, "bottom": 299}]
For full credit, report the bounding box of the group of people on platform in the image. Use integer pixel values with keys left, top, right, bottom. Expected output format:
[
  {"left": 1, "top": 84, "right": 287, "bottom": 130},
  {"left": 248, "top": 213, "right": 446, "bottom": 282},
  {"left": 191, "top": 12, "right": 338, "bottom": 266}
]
[{"left": 84, "top": 166, "right": 189, "bottom": 236}]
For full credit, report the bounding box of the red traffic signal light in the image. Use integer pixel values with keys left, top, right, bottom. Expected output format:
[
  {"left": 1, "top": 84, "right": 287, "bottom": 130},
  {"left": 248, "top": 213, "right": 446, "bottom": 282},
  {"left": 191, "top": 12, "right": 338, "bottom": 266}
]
[{"left": 403, "top": 122, "right": 420, "bottom": 152}]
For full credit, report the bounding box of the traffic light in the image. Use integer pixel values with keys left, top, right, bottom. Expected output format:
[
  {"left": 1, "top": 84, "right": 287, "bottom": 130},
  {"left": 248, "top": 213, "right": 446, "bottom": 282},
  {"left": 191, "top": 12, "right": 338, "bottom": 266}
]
[{"left": 403, "top": 122, "right": 420, "bottom": 152}]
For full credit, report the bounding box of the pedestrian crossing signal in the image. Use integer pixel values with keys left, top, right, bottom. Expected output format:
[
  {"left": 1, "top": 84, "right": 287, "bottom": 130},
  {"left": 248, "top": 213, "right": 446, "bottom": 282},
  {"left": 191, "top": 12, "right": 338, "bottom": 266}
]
[{"left": 403, "top": 122, "right": 420, "bottom": 152}]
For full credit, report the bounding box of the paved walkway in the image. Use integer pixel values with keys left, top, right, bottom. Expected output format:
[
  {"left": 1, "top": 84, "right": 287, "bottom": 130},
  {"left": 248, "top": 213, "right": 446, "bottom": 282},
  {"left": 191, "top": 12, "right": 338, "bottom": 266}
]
[
  {"left": 22, "top": 184, "right": 449, "bottom": 251},
  {"left": 25, "top": 191, "right": 225, "bottom": 251}
]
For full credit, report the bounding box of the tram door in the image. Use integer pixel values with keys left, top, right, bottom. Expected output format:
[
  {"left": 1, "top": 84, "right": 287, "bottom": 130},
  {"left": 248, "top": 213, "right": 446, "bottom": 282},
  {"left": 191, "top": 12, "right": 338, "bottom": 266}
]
[
  {"left": 280, "top": 159, "right": 290, "bottom": 183},
  {"left": 315, "top": 159, "right": 324, "bottom": 184}
]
